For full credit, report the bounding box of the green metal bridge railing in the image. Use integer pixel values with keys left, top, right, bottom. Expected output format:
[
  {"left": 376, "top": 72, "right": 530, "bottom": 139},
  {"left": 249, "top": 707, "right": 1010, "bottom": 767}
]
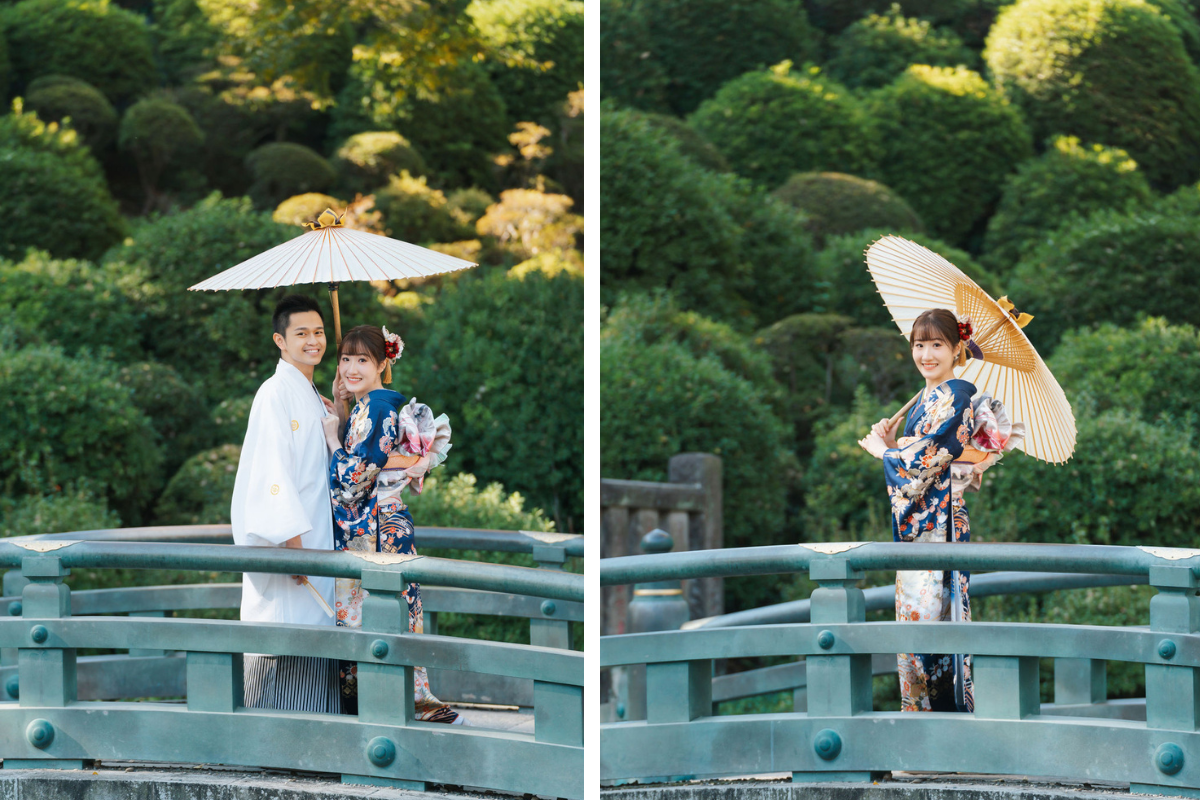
[
  {"left": 0, "top": 526, "right": 583, "bottom": 798},
  {"left": 600, "top": 541, "right": 1200, "bottom": 795}
]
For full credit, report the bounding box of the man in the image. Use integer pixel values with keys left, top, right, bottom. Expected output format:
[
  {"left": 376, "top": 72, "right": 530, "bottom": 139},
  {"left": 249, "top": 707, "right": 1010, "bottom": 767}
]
[{"left": 231, "top": 294, "right": 340, "bottom": 712}]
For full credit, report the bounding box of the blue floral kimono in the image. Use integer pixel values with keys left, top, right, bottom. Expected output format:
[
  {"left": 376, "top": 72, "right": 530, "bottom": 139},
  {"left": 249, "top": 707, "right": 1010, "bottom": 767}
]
[
  {"left": 884, "top": 378, "right": 975, "bottom": 713},
  {"left": 329, "top": 388, "right": 459, "bottom": 724}
]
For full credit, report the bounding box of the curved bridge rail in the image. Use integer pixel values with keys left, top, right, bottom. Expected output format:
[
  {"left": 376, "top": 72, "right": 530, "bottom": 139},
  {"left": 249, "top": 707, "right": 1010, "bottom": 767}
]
[
  {"left": 0, "top": 535, "right": 583, "bottom": 798},
  {"left": 600, "top": 541, "right": 1200, "bottom": 796}
]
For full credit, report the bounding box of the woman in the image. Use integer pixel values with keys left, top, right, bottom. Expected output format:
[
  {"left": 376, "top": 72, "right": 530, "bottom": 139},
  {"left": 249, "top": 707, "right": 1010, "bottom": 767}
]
[
  {"left": 320, "top": 324, "right": 462, "bottom": 724},
  {"left": 857, "top": 308, "right": 981, "bottom": 713}
]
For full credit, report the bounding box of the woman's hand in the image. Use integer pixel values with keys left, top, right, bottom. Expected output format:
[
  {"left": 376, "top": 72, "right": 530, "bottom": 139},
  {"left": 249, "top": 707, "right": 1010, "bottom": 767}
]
[
  {"left": 871, "top": 416, "right": 899, "bottom": 449},
  {"left": 858, "top": 431, "right": 888, "bottom": 459},
  {"left": 321, "top": 414, "right": 342, "bottom": 453}
]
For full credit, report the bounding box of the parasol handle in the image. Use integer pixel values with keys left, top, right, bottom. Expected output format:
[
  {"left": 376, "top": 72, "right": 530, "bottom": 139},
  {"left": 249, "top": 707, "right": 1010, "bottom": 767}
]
[
  {"left": 887, "top": 390, "right": 924, "bottom": 431},
  {"left": 328, "top": 282, "right": 343, "bottom": 346}
]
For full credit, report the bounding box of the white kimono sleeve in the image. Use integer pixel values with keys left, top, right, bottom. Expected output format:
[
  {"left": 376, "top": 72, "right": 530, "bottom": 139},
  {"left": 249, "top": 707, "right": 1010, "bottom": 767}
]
[{"left": 235, "top": 386, "right": 313, "bottom": 546}]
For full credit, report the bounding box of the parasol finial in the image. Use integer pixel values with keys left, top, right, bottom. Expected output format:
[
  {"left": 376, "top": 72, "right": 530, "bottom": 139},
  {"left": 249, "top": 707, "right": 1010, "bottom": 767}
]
[{"left": 303, "top": 209, "right": 345, "bottom": 231}]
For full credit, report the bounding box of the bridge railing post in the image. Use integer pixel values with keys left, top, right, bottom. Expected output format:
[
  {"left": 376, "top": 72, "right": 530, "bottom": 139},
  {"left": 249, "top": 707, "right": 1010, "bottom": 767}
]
[
  {"left": 1053, "top": 657, "right": 1106, "bottom": 706},
  {"left": 1132, "top": 565, "right": 1200, "bottom": 797},
  {"left": 6, "top": 554, "right": 85, "bottom": 770},
  {"left": 1, "top": 567, "right": 26, "bottom": 700},
  {"left": 794, "top": 557, "right": 880, "bottom": 784},
  {"left": 529, "top": 542, "right": 582, "bottom": 747}
]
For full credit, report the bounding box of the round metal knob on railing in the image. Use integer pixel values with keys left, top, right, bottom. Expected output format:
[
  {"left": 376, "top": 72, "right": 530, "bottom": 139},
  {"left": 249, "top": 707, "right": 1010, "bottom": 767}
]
[
  {"left": 367, "top": 736, "right": 396, "bottom": 767},
  {"left": 1156, "top": 742, "right": 1185, "bottom": 775},
  {"left": 26, "top": 719, "right": 54, "bottom": 749},
  {"left": 541, "top": 600, "right": 557, "bottom": 617},
  {"left": 1158, "top": 639, "right": 1177, "bottom": 660},
  {"left": 5, "top": 675, "right": 18, "bottom": 700},
  {"left": 817, "top": 630, "right": 835, "bottom": 650},
  {"left": 7, "top": 601, "right": 21, "bottom": 616},
  {"left": 29, "top": 625, "right": 48, "bottom": 644},
  {"left": 813, "top": 729, "right": 842, "bottom": 761},
  {"left": 370, "top": 639, "right": 389, "bottom": 659}
]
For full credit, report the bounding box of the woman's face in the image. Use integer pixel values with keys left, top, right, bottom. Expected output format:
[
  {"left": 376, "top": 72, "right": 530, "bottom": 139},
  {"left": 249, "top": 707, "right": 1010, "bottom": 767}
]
[
  {"left": 911, "top": 336, "right": 959, "bottom": 381},
  {"left": 339, "top": 351, "right": 386, "bottom": 396}
]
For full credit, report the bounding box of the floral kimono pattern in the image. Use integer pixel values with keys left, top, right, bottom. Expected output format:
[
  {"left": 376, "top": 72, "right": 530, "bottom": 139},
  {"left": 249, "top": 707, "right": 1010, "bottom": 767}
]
[
  {"left": 884, "top": 378, "right": 976, "bottom": 713},
  {"left": 329, "top": 388, "right": 460, "bottom": 724}
]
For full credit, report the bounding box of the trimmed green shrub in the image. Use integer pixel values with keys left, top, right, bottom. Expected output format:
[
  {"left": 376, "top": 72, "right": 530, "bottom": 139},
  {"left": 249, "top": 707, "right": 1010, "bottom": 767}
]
[
  {"left": 1007, "top": 195, "right": 1200, "bottom": 350},
  {"left": 405, "top": 472, "right": 555, "bottom": 531},
  {"left": 246, "top": 143, "right": 337, "bottom": 209},
  {"left": 2, "top": 0, "right": 155, "bottom": 103},
  {"left": 638, "top": 0, "right": 819, "bottom": 115},
  {"left": 0, "top": 346, "right": 162, "bottom": 519},
  {"left": 639, "top": 111, "right": 730, "bottom": 173},
  {"left": 475, "top": 188, "right": 582, "bottom": 260},
  {"left": 866, "top": 65, "right": 1032, "bottom": 245},
  {"left": 601, "top": 294, "right": 796, "bottom": 609},
  {"left": 826, "top": 6, "right": 978, "bottom": 89},
  {"left": 1145, "top": 0, "right": 1200, "bottom": 62},
  {"left": 403, "top": 269, "right": 583, "bottom": 531},
  {"left": 599, "top": 0, "right": 669, "bottom": 111},
  {"left": 1046, "top": 318, "right": 1200, "bottom": 424},
  {"left": 118, "top": 97, "right": 205, "bottom": 209},
  {"left": 469, "top": 0, "right": 585, "bottom": 125},
  {"left": 813, "top": 228, "right": 1003, "bottom": 328},
  {"left": 983, "top": 137, "right": 1153, "bottom": 272},
  {"left": 726, "top": 183, "right": 818, "bottom": 327},
  {"left": 772, "top": 172, "right": 924, "bottom": 246},
  {"left": 273, "top": 193, "right": 346, "bottom": 228},
  {"left": 690, "top": 64, "right": 876, "bottom": 188},
  {"left": 985, "top": 0, "right": 1200, "bottom": 189},
  {"left": 154, "top": 444, "right": 240, "bottom": 525},
  {"left": 375, "top": 172, "right": 475, "bottom": 245},
  {"left": 0, "top": 251, "right": 143, "bottom": 361},
  {"left": 0, "top": 485, "right": 119, "bottom": 537},
  {"left": 211, "top": 395, "right": 253, "bottom": 445},
  {"left": 118, "top": 362, "right": 212, "bottom": 474},
  {"left": 446, "top": 187, "right": 496, "bottom": 228},
  {"left": 24, "top": 76, "right": 116, "bottom": 152},
  {"left": 332, "top": 131, "right": 427, "bottom": 195}
]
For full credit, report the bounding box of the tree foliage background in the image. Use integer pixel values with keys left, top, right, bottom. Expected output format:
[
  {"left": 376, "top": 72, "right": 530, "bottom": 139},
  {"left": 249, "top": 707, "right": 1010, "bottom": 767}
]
[{"left": 0, "top": 0, "right": 583, "bottom": 539}]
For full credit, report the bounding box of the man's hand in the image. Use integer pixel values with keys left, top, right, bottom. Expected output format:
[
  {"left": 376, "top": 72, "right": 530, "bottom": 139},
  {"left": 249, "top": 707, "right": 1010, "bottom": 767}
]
[
  {"left": 332, "top": 375, "right": 353, "bottom": 404},
  {"left": 321, "top": 415, "right": 341, "bottom": 453}
]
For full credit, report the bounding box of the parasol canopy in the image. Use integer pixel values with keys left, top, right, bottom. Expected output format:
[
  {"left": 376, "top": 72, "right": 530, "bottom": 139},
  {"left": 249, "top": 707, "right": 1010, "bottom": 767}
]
[
  {"left": 187, "top": 208, "right": 476, "bottom": 341},
  {"left": 865, "top": 235, "right": 1076, "bottom": 463}
]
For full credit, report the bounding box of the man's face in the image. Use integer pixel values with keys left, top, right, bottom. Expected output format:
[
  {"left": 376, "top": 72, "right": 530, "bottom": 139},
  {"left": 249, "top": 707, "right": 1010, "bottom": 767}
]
[{"left": 273, "top": 310, "right": 326, "bottom": 368}]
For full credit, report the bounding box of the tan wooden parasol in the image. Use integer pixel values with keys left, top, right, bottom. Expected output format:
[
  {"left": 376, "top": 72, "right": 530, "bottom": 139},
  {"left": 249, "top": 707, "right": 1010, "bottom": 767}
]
[{"left": 865, "top": 235, "right": 1076, "bottom": 463}]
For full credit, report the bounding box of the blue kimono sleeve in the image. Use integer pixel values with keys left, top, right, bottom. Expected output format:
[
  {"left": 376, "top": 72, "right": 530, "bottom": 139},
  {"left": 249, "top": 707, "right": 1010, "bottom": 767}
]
[
  {"left": 882, "top": 384, "right": 973, "bottom": 541},
  {"left": 329, "top": 396, "right": 396, "bottom": 508}
]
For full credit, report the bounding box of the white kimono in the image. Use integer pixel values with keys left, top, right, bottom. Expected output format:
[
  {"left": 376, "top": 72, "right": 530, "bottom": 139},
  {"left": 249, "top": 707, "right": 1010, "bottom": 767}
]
[{"left": 231, "top": 359, "right": 336, "bottom": 627}]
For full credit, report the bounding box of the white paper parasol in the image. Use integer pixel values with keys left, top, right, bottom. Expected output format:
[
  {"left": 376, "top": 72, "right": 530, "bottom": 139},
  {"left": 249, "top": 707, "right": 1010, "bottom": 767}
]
[{"left": 865, "top": 235, "right": 1076, "bottom": 463}]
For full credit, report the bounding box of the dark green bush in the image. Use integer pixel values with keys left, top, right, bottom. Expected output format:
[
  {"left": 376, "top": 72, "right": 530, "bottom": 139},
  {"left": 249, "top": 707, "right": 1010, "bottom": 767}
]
[
  {"left": 1007, "top": 194, "right": 1200, "bottom": 350},
  {"left": 599, "top": 0, "right": 669, "bottom": 111},
  {"left": 813, "top": 228, "right": 1002, "bottom": 328},
  {"left": 446, "top": 187, "right": 496, "bottom": 228},
  {"left": 211, "top": 395, "right": 252, "bottom": 445},
  {"left": 0, "top": 346, "right": 162, "bottom": 519},
  {"left": 637, "top": 0, "right": 819, "bottom": 115},
  {"left": 24, "top": 75, "right": 117, "bottom": 152},
  {"left": 772, "top": 172, "right": 924, "bottom": 246},
  {"left": 470, "top": 0, "right": 585, "bottom": 125},
  {"left": 690, "top": 64, "right": 876, "bottom": 188},
  {"left": 805, "top": 0, "right": 982, "bottom": 33},
  {"left": 403, "top": 269, "right": 583, "bottom": 531},
  {"left": 983, "top": 137, "right": 1152, "bottom": 272},
  {"left": 1046, "top": 318, "right": 1200, "bottom": 425},
  {"left": 154, "top": 444, "right": 240, "bottom": 525},
  {"left": 2, "top": 0, "right": 155, "bottom": 103},
  {"left": 867, "top": 65, "right": 1032, "bottom": 245},
  {"left": 332, "top": 131, "right": 427, "bottom": 194},
  {"left": 0, "top": 485, "right": 119, "bottom": 537},
  {"left": 0, "top": 251, "right": 142, "bottom": 360},
  {"left": 375, "top": 172, "right": 475, "bottom": 245},
  {"left": 118, "top": 97, "right": 206, "bottom": 209},
  {"left": 985, "top": 0, "right": 1200, "bottom": 189},
  {"left": 601, "top": 294, "right": 796, "bottom": 608},
  {"left": 638, "top": 111, "right": 730, "bottom": 173},
  {"left": 152, "top": 0, "right": 220, "bottom": 83},
  {"left": 118, "top": 362, "right": 212, "bottom": 475},
  {"left": 826, "top": 6, "right": 978, "bottom": 89},
  {"left": 272, "top": 193, "right": 346, "bottom": 228},
  {"left": 245, "top": 142, "right": 337, "bottom": 209}
]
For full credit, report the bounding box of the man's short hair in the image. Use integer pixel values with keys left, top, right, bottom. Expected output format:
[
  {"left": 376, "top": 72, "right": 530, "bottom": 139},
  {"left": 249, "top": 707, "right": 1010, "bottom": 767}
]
[{"left": 272, "top": 295, "right": 324, "bottom": 337}]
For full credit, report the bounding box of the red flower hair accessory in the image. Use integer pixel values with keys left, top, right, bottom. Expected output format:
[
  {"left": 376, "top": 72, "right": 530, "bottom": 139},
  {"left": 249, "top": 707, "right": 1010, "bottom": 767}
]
[
  {"left": 957, "top": 320, "right": 973, "bottom": 342},
  {"left": 381, "top": 326, "right": 404, "bottom": 364}
]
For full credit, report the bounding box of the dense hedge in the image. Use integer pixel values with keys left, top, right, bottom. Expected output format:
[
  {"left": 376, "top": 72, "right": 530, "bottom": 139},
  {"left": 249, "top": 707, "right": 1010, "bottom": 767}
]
[
  {"left": 375, "top": 172, "right": 473, "bottom": 245},
  {"left": 246, "top": 143, "right": 337, "bottom": 209},
  {"left": 0, "top": 485, "right": 119, "bottom": 537},
  {"left": 404, "top": 269, "right": 583, "bottom": 531},
  {"left": 25, "top": 76, "right": 117, "bottom": 152},
  {"left": 690, "top": 65, "right": 876, "bottom": 188},
  {"left": 470, "top": 0, "right": 584, "bottom": 125},
  {"left": 983, "top": 137, "right": 1152, "bottom": 271},
  {"left": 985, "top": 0, "right": 1200, "bottom": 189},
  {"left": 866, "top": 65, "right": 1032, "bottom": 245},
  {"left": 118, "top": 361, "right": 212, "bottom": 475},
  {"left": 636, "top": 0, "right": 819, "bottom": 115},
  {"left": 332, "top": 131, "right": 427, "bottom": 195},
  {"left": 1007, "top": 192, "right": 1200, "bottom": 350},
  {"left": 2, "top": 0, "right": 156, "bottom": 103},
  {"left": 405, "top": 472, "right": 554, "bottom": 531},
  {"left": 771, "top": 172, "right": 924, "bottom": 246},
  {"left": 826, "top": 7, "right": 978, "bottom": 89},
  {"left": 599, "top": 0, "right": 669, "bottom": 111},
  {"left": 638, "top": 111, "right": 730, "bottom": 173},
  {"left": 154, "top": 444, "right": 240, "bottom": 525},
  {"left": 118, "top": 97, "right": 205, "bottom": 205}
]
